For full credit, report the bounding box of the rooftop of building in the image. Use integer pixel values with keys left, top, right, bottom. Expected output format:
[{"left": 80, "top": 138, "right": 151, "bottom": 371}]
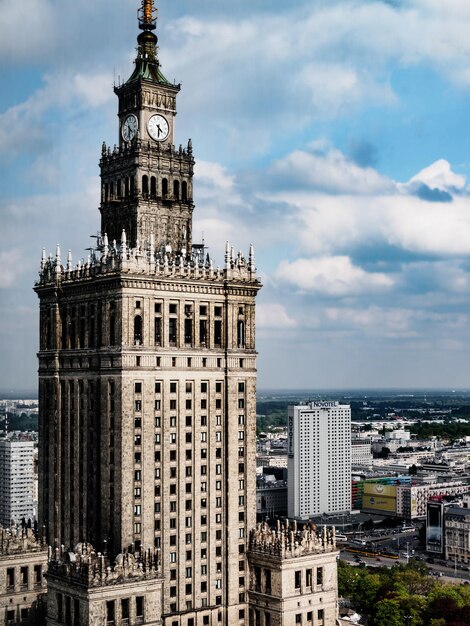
[
  {"left": 0, "top": 526, "right": 46, "bottom": 555},
  {"left": 47, "top": 542, "right": 161, "bottom": 587},
  {"left": 248, "top": 520, "right": 337, "bottom": 559}
]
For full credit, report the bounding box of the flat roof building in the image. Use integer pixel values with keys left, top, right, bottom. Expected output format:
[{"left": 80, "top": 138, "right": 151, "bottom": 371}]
[
  {"left": 0, "top": 440, "right": 35, "bottom": 527},
  {"left": 288, "top": 401, "right": 351, "bottom": 518}
]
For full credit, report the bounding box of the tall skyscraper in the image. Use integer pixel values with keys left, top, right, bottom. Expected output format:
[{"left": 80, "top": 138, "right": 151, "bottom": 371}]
[
  {"left": 288, "top": 402, "right": 351, "bottom": 518},
  {"left": 35, "top": 1, "right": 260, "bottom": 623},
  {"left": 0, "top": 439, "right": 35, "bottom": 527}
]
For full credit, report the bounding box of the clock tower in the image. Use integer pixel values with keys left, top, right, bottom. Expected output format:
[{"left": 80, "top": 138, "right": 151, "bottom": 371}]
[
  {"left": 36, "top": 2, "right": 262, "bottom": 624},
  {"left": 100, "top": 0, "right": 194, "bottom": 253}
]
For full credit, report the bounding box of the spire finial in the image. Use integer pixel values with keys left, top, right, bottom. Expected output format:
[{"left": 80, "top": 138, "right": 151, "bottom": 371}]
[
  {"left": 143, "top": 0, "right": 154, "bottom": 26},
  {"left": 137, "top": 0, "right": 158, "bottom": 64}
]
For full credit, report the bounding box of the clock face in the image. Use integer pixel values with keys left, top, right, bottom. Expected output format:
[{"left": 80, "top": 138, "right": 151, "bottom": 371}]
[
  {"left": 148, "top": 114, "right": 170, "bottom": 141},
  {"left": 122, "top": 114, "right": 138, "bottom": 141}
]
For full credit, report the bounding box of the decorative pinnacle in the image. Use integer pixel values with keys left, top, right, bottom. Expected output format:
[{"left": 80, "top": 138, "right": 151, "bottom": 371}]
[
  {"left": 139, "top": 0, "right": 157, "bottom": 31},
  {"left": 137, "top": 0, "right": 158, "bottom": 63}
]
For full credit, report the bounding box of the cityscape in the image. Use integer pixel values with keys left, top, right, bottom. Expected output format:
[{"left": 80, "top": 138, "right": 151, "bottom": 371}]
[{"left": 3, "top": 1, "right": 470, "bottom": 626}]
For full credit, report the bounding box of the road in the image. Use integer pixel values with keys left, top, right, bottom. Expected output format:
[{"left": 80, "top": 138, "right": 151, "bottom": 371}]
[{"left": 340, "top": 549, "right": 470, "bottom": 583}]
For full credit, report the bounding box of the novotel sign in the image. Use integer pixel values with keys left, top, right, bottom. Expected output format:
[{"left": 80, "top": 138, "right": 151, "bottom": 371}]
[
  {"left": 310, "top": 401, "right": 338, "bottom": 409},
  {"left": 287, "top": 414, "right": 294, "bottom": 456}
]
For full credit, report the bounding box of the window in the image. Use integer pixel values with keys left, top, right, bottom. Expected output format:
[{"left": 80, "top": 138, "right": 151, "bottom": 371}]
[
  {"left": 134, "top": 315, "right": 143, "bottom": 345},
  {"left": 214, "top": 320, "right": 222, "bottom": 346},
  {"left": 106, "top": 601, "right": 115, "bottom": 623},
  {"left": 199, "top": 319, "right": 207, "bottom": 345},
  {"left": 169, "top": 317, "right": 177, "bottom": 345},
  {"left": 135, "top": 382, "right": 142, "bottom": 393},
  {"left": 295, "top": 570, "right": 301, "bottom": 590},
  {"left": 318, "top": 609, "right": 324, "bottom": 625},
  {"left": 316, "top": 567, "right": 323, "bottom": 587},
  {"left": 306, "top": 568, "right": 312, "bottom": 588},
  {"left": 154, "top": 317, "right": 162, "bottom": 346},
  {"left": 136, "top": 597, "right": 144, "bottom": 619},
  {"left": 121, "top": 599, "right": 130, "bottom": 621},
  {"left": 162, "top": 178, "right": 169, "bottom": 197},
  {"left": 295, "top": 616, "right": 302, "bottom": 625},
  {"left": 34, "top": 564, "right": 42, "bottom": 585},
  {"left": 6, "top": 568, "right": 14, "bottom": 589},
  {"left": 237, "top": 320, "right": 245, "bottom": 347}
]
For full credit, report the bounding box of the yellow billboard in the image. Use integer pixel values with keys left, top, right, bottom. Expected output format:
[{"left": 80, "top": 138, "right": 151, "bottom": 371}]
[
  {"left": 364, "top": 483, "right": 397, "bottom": 498},
  {"left": 363, "top": 483, "right": 397, "bottom": 513},
  {"left": 362, "top": 495, "right": 397, "bottom": 513}
]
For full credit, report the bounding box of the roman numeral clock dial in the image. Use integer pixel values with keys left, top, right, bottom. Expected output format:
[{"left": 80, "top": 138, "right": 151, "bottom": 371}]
[{"left": 148, "top": 114, "right": 169, "bottom": 141}]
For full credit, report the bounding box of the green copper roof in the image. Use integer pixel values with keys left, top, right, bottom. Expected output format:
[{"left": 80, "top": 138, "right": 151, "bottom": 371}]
[{"left": 125, "top": 60, "right": 174, "bottom": 88}]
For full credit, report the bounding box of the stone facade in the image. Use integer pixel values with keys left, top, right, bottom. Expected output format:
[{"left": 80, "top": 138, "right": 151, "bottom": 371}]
[
  {"left": 248, "top": 522, "right": 339, "bottom": 626},
  {"left": 444, "top": 506, "right": 470, "bottom": 564},
  {"left": 0, "top": 527, "right": 48, "bottom": 625},
  {"left": 35, "top": 2, "right": 261, "bottom": 625},
  {"left": 45, "top": 543, "right": 162, "bottom": 626}
]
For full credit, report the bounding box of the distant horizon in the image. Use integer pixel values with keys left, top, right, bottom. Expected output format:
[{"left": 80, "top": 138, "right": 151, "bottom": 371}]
[{"left": 3, "top": 386, "right": 470, "bottom": 400}]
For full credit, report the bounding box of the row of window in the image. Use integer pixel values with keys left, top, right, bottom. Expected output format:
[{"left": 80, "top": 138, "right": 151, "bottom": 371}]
[
  {"left": 42, "top": 300, "right": 249, "bottom": 351},
  {"left": 102, "top": 175, "right": 191, "bottom": 202},
  {"left": 136, "top": 380, "right": 243, "bottom": 394},
  {"left": 4, "top": 564, "right": 42, "bottom": 591}
]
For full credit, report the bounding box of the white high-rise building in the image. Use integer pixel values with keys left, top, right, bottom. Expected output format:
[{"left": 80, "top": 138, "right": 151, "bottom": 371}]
[
  {"left": 0, "top": 440, "right": 35, "bottom": 526},
  {"left": 288, "top": 401, "right": 351, "bottom": 518}
]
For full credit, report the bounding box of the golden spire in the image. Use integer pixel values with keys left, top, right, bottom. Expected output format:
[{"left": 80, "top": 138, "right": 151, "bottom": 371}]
[
  {"left": 144, "top": 0, "right": 153, "bottom": 25},
  {"left": 139, "top": 0, "right": 156, "bottom": 30}
]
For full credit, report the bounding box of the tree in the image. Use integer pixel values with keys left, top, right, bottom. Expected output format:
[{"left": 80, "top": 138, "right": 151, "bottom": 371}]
[
  {"left": 374, "top": 599, "right": 403, "bottom": 626},
  {"left": 409, "top": 464, "right": 418, "bottom": 475},
  {"left": 337, "top": 561, "right": 359, "bottom": 598},
  {"left": 352, "top": 573, "right": 381, "bottom": 615}
]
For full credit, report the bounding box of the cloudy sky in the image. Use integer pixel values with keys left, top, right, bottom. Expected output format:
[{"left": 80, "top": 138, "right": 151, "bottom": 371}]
[{"left": 3, "top": 0, "right": 470, "bottom": 391}]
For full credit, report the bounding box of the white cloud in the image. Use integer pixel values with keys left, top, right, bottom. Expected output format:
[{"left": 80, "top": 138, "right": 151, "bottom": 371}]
[
  {"left": 269, "top": 144, "right": 393, "bottom": 194},
  {"left": 263, "top": 151, "right": 470, "bottom": 258},
  {"left": 0, "top": 249, "right": 26, "bottom": 288},
  {"left": 276, "top": 256, "right": 394, "bottom": 296},
  {"left": 407, "top": 159, "right": 466, "bottom": 192},
  {"left": 256, "top": 303, "right": 297, "bottom": 329},
  {"left": 0, "top": 71, "right": 113, "bottom": 159}
]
